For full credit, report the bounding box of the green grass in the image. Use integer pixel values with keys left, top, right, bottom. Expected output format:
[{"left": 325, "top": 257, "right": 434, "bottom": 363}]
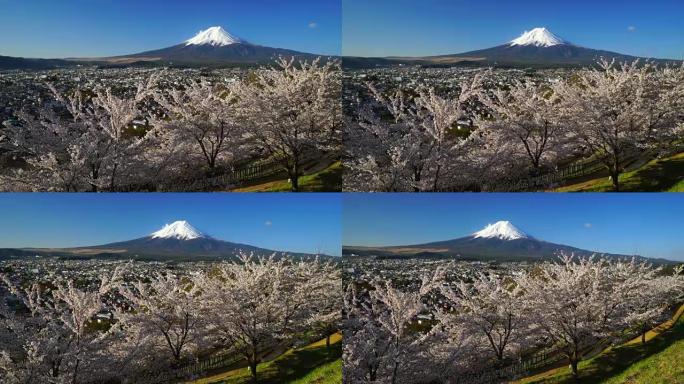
[
  {"left": 288, "top": 358, "right": 342, "bottom": 384},
  {"left": 554, "top": 152, "right": 684, "bottom": 192},
  {"left": 516, "top": 304, "right": 684, "bottom": 384},
  {"left": 190, "top": 333, "right": 342, "bottom": 384},
  {"left": 667, "top": 179, "right": 684, "bottom": 192},
  {"left": 233, "top": 161, "right": 342, "bottom": 192}
]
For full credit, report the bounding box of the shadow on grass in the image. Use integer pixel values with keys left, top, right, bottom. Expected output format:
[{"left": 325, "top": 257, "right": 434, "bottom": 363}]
[
  {"left": 309, "top": 161, "right": 342, "bottom": 191},
  {"left": 548, "top": 315, "right": 684, "bottom": 383},
  {"left": 617, "top": 154, "right": 684, "bottom": 192},
  {"left": 257, "top": 342, "right": 342, "bottom": 384},
  {"left": 554, "top": 153, "right": 684, "bottom": 192}
]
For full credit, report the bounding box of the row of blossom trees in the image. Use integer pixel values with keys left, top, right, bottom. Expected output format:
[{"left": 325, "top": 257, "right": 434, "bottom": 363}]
[
  {"left": 0, "top": 254, "right": 341, "bottom": 384},
  {"left": 343, "top": 253, "right": 684, "bottom": 383},
  {"left": 345, "top": 60, "right": 684, "bottom": 192},
  {"left": 0, "top": 58, "right": 341, "bottom": 192}
]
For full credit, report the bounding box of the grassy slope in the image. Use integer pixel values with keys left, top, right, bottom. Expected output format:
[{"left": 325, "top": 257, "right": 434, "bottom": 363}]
[
  {"left": 232, "top": 161, "right": 342, "bottom": 192},
  {"left": 288, "top": 359, "right": 342, "bottom": 384},
  {"left": 515, "top": 303, "right": 684, "bottom": 384},
  {"left": 190, "top": 333, "right": 342, "bottom": 384},
  {"left": 667, "top": 179, "right": 684, "bottom": 192},
  {"left": 553, "top": 152, "right": 684, "bottom": 192}
]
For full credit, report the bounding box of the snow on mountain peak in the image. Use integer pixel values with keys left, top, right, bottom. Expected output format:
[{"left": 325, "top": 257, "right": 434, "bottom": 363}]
[
  {"left": 509, "top": 27, "right": 567, "bottom": 47},
  {"left": 151, "top": 220, "right": 204, "bottom": 240},
  {"left": 185, "top": 26, "right": 243, "bottom": 46},
  {"left": 473, "top": 221, "right": 529, "bottom": 241}
]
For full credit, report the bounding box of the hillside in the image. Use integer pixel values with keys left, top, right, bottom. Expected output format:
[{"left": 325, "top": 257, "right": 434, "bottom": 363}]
[
  {"left": 516, "top": 303, "right": 684, "bottom": 384},
  {"left": 190, "top": 333, "right": 342, "bottom": 384}
]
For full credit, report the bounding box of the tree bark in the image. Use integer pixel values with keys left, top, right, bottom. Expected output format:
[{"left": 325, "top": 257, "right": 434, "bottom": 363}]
[
  {"left": 250, "top": 348, "right": 258, "bottom": 383},
  {"left": 570, "top": 358, "right": 579, "bottom": 381},
  {"left": 642, "top": 324, "right": 648, "bottom": 344},
  {"left": 287, "top": 162, "right": 300, "bottom": 192}
]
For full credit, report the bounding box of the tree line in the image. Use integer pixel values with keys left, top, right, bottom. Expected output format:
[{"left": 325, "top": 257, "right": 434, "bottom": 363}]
[
  {"left": 345, "top": 60, "right": 684, "bottom": 192},
  {"left": 0, "top": 58, "right": 342, "bottom": 192},
  {"left": 343, "top": 253, "right": 684, "bottom": 383},
  {"left": 0, "top": 254, "right": 341, "bottom": 384}
]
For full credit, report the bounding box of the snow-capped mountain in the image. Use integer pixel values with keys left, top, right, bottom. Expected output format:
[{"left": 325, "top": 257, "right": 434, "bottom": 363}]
[
  {"left": 151, "top": 220, "right": 205, "bottom": 240},
  {"left": 0, "top": 220, "right": 324, "bottom": 261},
  {"left": 427, "top": 26, "right": 655, "bottom": 67},
  {"left": 472, "top": 220, "right": 529, "bottom": 240},
  {"left": 185, "top": 26, "right": 243, "bottom": 46},
  {"left": 509, "top": 27, "right": 567, "bottom": 47},
  {"left": 342, "top": 26, "right": 682, "bottom": 69},
  {"left": 122, "top": 25, "right": 317, "bottom": 65},
  {"left": 342, "top": 220, "right": 665, "bottom": 263},
  {"left": 1, "top": 25, "right": 323, "bottom": 69},
  {"left": 435, "top": 26, "right": 647, "bottom": 66}
]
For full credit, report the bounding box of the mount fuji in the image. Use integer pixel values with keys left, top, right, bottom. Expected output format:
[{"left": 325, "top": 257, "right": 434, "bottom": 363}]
[
  {"left": 346, "top": 27, "right": 681, "bottom": 69},
  {"left": 343, "top": 220, "right": 672, "bottom": 263},
  {"left": 0, "top": 220, "right": 323, "bottom": 261},
  {"left": 436, "top": 27, "right": 647, "bottom": 67},
  {"left": 0, "top": 26, "right": 320, "bottom": 70},
  {"left": 114, "top": 26, "right": 318, "bottom": 65}
]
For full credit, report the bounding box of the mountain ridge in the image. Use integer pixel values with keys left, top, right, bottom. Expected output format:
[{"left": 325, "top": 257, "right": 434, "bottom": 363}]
[
  {"left": 0, "top": 220, "right": 329, "bottom": 261},
  {"left": 343, "top": 221, "right": 676, "bottom": 264},
  {"left": 343, "top": 27, "right": 683, "bottom": 69},
  {"left": 0, "top": 25, "right": 322, "bottom": 69}
]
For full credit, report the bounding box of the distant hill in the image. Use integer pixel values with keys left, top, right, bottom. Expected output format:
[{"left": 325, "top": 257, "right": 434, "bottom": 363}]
[
  {"left": 0, "top": 55, "right": 77, "bottom": 70},
  {"left": 343, "top": 221, "right": 675, "bottom": 264},
  {"left": 0, "top": 220, "right": 328, "bottom": 261},
  {"left": 0, "top": 26, "right": 323, "bottom": 70},
  {"left": 345, "top": 27, "right": 683, "bottom": 69}
]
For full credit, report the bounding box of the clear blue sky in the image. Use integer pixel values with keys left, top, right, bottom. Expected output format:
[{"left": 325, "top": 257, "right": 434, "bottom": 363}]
[
  {"left": 0, "top": 193, "right": 341, "bottom": 256},
  {"left": 343, "top": 193, "right": 684, "bottom": 262},
  {"left": 343, "top": 0, "right": 684, "bottom": 59},
  {"left": 0, "top": 0, "right": 341, "bottom": 58}
]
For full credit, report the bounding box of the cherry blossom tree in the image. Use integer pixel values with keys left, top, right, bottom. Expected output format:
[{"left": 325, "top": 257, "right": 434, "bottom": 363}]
[
  {"left": 514, "top": 253, "right": 638, "bottom": 379},
  {"left": 554, "top": 59, "right": 683, "bottom": 191},
  {"left": 118, "top": 272, "right": 206, "bottom": 366},
  {"left": 620, "top": 263, "right": 684, "bottom": 343},
  {"left": 236, "top": 57, "right": 342, "bottom": 191},
  {"left": 478, "top": 79, "right": 572, "bottom": 175},
  {"left": 345, "top": 72, "right": 487, "bottom": 192},
  {"left": 439, "top": 271, "right": 530, "bottom": 363},
  {"left": 151, "top": 79, "right": 246, "bottom": 174},
  {"left": 307, "top": 260, "right": 343, "bottom": 349},
  {"left": 193, "top": 253, "right": 336, "bottom": 383},
  {"left": 0, "top": 265, "right": 126, "bottom": 384},
  {"left": 1, "top": 76, "right": 160, "bottom": 192},
  {"left": 342, "top": 272, "right": 454, "bottom": 384}
]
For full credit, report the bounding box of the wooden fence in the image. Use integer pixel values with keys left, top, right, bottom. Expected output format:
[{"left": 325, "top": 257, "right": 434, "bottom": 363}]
[
  {"left": 439, "top": 148, "right": 648, "bottom": 192},
  {"left": 458, "top": 305, "right": 682, "bottom": 384},
  {"left": 107, "top": 150, "right": 336, "bottom": 192}
]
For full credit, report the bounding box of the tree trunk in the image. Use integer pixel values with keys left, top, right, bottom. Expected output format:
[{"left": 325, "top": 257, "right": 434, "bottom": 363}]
[
  {"left": 287, "top": 162, "right": 300, "bottom": 192},
  {"left": 326, "top": 334, "right": 331, "bottom": 349},
  {"left": 71, "top": 357, "right": 80, "bottom": 384},
  {"left": 291, "top": 174, "right": 299, "bottom": 192},
  {"left": 570, "top": 358, "right": 579, "bottom": 380},
  {"left": 250, "top": 352, "right": 258, "bottom": 383},
  {"left": 391, "top": 360, "right": 399, "bottom": 384},
  {"left": 568, "top": 347, "right": 581, "bottom": 381},
  {"left": 110, "top": 162, "right": 118, "bottom": 191},
  {"left": 642, "top": 324, "right": 648, "bottom": 344},
  {"left": 611, "top": 150, "right": 620, "bottom": 192},
  {"left": 611, "top": 168, "right": 620, "bottom": 192},
  {"left": 369, "top": 366, "right": 377, "bottom": 382}
]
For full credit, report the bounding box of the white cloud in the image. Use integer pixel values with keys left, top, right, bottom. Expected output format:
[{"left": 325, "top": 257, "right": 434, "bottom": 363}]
[
  {"left": 584, "top": 223, "right": 592, "bottom": 228},
  {"left": 627, "top": 26, "right": 636, "bottom": 32},
  {"left": 308, "top": 22, "right": 318, "bottom": 29},
  {"left": 264, "top": 220, "right": 272, "bottom": 227}
]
